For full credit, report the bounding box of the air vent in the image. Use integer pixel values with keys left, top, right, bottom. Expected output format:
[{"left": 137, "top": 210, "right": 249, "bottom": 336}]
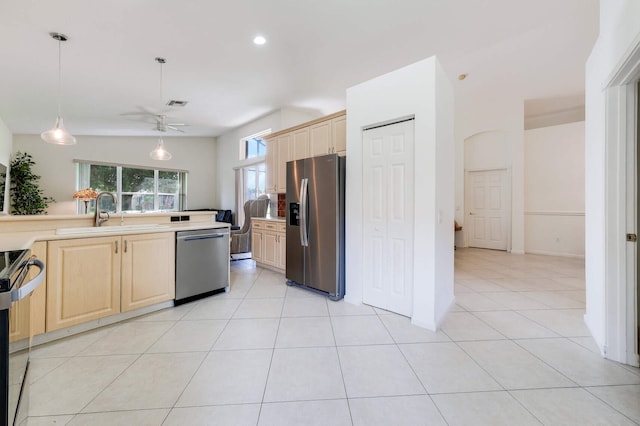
[{"left": 167, "top": 100, "right": 188, "bottom": 107}]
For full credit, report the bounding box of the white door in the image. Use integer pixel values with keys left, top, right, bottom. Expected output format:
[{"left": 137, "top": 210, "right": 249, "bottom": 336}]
[
  {"left": 466, "top": 170, "right": 508, "bottom": 250},
  {"left": 362, "top": 119, "right": 415, "bottom": 316}
]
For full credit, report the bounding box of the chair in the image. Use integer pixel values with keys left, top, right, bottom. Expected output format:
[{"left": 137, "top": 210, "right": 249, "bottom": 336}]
[{"left": 230, "top": 195, "right": 269, "bottom": 259}]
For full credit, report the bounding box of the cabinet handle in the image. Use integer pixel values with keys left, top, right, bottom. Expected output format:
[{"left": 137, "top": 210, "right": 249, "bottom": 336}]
[
  {"left": 115, "top": 240, "right": 118, "bottom": 254},
  {"left": 124, "top": 240, "right": 128, "bottom": 253}
]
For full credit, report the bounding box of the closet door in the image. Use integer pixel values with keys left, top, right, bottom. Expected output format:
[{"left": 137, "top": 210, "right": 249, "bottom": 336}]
[{"left": 362, "top": 119, "right": 415, "bottom": 316}]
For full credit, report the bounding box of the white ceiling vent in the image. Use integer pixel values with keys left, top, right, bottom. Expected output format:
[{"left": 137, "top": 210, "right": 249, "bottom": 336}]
[{"left": 167, "top": 100, "right": 188, "bottom": 107}]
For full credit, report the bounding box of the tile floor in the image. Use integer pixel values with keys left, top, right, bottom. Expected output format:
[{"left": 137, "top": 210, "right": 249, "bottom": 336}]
[{"left": 25, "top": 248, "right": 640, "bottom": 425}]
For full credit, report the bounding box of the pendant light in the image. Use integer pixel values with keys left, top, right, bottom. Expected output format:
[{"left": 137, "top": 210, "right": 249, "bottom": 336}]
[
  {"left": 150, "top": 137, "right": 172, "bottom": 160},
  {"left": 149, "top": 57, "right": 172, "bottom": 160},
  {"left": 41, "top": 32, "right": 76, "bottom": 145}
]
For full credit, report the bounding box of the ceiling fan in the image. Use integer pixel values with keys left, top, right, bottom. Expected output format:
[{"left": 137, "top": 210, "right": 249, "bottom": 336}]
[
  {"left": 154, "top": 114, "right": 186, "bottom": 133},
  {"left": 121, "top": 57, "right": 188, "bottom": 132}
]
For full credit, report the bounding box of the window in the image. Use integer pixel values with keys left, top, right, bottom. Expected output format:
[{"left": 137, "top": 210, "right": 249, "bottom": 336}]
[
  {"left": 239, "top": 129, "right": 270, "bottom": 161},
  {"left": 77, "top": 162, "right": 186, "bottom": 214},
  {"left": 244, "top": 162, "right": 266, "bottom": 201},
  {"left": 245, "top": 137, "right": 266, "bottom": 159}
]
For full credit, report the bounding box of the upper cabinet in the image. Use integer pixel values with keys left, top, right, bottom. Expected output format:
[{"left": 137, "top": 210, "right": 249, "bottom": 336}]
[
  {"left": 291, "top": 127, "right": 309, "bottom": 160},
  {"left": 276, "top": 133, "right": 292, "bottom": 194},
  {"left": 331, "top": 115, "right": 346, "bottom": 156},
  {"left": 265, "top": 110, "right": 346, "bottom": 194},
  {"left": 309, "top": 120, "right": 331, "bottom": 157},
  {"left": 266, "top": 138, "right": 277, "bottom": 194}
]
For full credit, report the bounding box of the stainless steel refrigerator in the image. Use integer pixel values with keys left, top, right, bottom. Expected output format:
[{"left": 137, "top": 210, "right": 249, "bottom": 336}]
[{"left": 286, "top": 153, "right": 345, "bottom": 300}]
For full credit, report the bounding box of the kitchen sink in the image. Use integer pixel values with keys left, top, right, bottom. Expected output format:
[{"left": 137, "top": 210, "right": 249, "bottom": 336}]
[{"left": 56, "top": 224, "right": 171, "bottom": 235}]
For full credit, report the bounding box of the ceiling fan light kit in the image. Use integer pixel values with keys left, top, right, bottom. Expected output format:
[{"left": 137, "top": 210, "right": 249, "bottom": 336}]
[{"left": 41, "top": 32, "right": 76, "bottom": 145}]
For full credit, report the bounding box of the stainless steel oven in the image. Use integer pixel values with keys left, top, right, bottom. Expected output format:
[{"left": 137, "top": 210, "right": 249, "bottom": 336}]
[{"left": 0, "top": 249, "right": 45, "bottom": 426}]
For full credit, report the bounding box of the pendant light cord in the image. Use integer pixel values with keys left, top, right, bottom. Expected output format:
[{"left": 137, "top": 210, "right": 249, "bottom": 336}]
[
  {"left": 159, "top": 60, "right": 163, "bottom": 105},
  {"left": 57, "top": 37, "right": 62, "bottom": 117}
]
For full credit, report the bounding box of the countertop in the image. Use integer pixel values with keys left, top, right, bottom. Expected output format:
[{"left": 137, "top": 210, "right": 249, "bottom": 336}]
[
  {"left": 0, "top": 221, "right": 230, "bottom": 252},
  {"left": 254, "top": 216, "right": 286, "bottom": 222}
]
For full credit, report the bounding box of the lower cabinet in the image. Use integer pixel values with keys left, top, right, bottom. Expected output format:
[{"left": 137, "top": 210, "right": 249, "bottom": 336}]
[
  {"left": 9, "top": 241, "right": 48, "bottom": 343},
  {"left": 121, "top": 233, "right": 175, "bottom": 312},
  {"left": 46, "top": 232, "right": 175, "bottom": 332},
  {"left": 252, "top": 219, "right": 286, "bottom": 272}
]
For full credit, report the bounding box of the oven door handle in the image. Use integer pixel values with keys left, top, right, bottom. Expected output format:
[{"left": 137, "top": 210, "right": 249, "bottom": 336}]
[{"left": 12, "top": 258, "right": 45, "bottom": 302}]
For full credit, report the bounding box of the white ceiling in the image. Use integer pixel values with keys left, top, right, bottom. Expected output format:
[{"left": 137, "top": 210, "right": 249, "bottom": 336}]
[{"left": 0, "top": 0, "right": 599, "bottom": 138}]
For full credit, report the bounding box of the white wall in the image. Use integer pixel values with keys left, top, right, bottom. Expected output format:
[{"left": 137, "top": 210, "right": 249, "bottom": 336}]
[
  {"left": 0, "top": 117, "right": 12, "bottom": 213},
  {"left": 346, "top": 56, "right": 455, "bottom": 330},
  {"left": 525, "top": 121, "right": 585, "bottom": 257},
  {"left": 215, "top": 108, "right": 321, "bottom": 212},
  {"left": 585, "top": 0, "right": 640, "bottom": 359},
  {"left": 13, "top": 134, "right": 216, "bottom": 214}
]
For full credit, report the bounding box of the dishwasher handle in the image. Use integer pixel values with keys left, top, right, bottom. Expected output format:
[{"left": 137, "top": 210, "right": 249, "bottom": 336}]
[{"left": 178, "top": 233, "right": 227, "bottom": 242}]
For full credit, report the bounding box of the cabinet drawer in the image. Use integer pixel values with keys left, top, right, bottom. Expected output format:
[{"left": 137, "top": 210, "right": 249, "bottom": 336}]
[
  {"left": 277, "top": 223, "right": 286, "bottom": 233},
  {"left": 264, "top": 222, "right": 277, "bottom": 231},
  {"left": 253, "top": 220, "right": 265, "bottom": 229}
]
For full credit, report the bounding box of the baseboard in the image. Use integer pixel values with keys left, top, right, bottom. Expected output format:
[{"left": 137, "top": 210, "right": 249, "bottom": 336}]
[{"left": 525, "top": 249, "right": 585, "bottom": 259}]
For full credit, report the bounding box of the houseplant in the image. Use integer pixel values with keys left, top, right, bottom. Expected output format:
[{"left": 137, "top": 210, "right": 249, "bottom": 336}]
[{"left": 8, "top": 151, "right": 54, "bottom": 215}]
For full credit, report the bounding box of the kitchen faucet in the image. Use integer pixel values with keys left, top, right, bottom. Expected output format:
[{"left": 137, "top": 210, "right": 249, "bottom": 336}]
[{"left": 94, "top": 192, "right": 117, "bottom": 227}]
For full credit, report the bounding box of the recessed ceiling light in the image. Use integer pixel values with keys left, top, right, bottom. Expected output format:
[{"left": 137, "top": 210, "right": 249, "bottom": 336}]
[{"left": 253, "top": 35, "right": 266, "bottom": 45}]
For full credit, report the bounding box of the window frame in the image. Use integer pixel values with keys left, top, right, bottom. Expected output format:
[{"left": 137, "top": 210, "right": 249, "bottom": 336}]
[
  {"left": 238, "top": 129, "right": 271, "bottom": 161},
  {"left": 75, "top": 160, "right": 187, "bottom": 214}
]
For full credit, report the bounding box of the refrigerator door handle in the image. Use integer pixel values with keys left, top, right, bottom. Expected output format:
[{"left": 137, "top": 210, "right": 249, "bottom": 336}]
[{"left": 300, "top": 178, "right": 309, "bottom": 247}]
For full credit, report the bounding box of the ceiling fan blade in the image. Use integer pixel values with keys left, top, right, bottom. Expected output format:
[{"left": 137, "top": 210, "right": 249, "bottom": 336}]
[
  {"left": 167, "top": 125, "right": 186, "bottom": 133},
  {"left": 167, "top": 123, "right": 187, "bottom": 126}
]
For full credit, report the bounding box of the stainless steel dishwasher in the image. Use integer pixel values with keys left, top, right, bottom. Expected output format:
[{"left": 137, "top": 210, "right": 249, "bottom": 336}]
[{"left": 175, "top": 227, "right": 230, "bottom": 304}]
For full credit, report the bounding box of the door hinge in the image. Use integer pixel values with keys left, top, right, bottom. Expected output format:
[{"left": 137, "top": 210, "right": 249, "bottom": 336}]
[{"left": 626, "top": 233, "right": 637, "bottom": 242}]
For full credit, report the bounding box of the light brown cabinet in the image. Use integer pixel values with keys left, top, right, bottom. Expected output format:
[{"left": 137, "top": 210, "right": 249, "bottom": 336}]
[
  {"left": 331, "top": 115, "right": 347, "bottom": 155},
  {"left": 262, "top": 231, "right": 278, "bottom": 266},
  {"left": 277, "top": 223, "right": 287, "bottom": 270},
  {"left": 276, "top": 133, "right": 292, "bottom": 194},
  {"left": 8, "top": 241, "right": 48, "bottom": 342},
  {"left": 266, "top": 137, "right": 277, "bottom": 194},
  {"left": 121, "top": 233, "right": 175, "bottom": 313},
  {"left": 265, "top": 111, "right": 346, "bottom": 195},
  {"left": 46, "top": 232, "right": 175, "bottom": 331},
  {"left": 309, "top": 120, "right": 332, "bottom": 157},
  {"left": 252, "top": 219, "right": 286, "bottom": 272},
  {"left": 251, "top": 225, "right": 264, "bottom": 263},
  {"left": 30, "top": 241, "right": 47, "bottom": 337},
  {"left": 47, "top": 236, "right": 121, "bottom": 332},
  {"left": 291, "top": 127, "right": 310, "bottom": 160}
]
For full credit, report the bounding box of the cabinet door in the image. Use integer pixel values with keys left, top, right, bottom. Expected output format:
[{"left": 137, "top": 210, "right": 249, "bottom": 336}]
[
  {"left": 9, "top": 292, "right": 30, "bottom": 343},
  {"left": 262, "top": 231, "right": 278, "bottom": 266},
  {"left": 332, "top": 115, "right": 347, "bottom": 155},
  {"left": 277, "top": 133, "right": 292, "bottom": 193},
  {"left": 121, "top": 233, "right": 175, "bottom": 313},
  {"left": 277, "top": 233, "right": 286, "bottom": 271},
  {"left": 47, "top": 237, "right": 121, "bottom": 332},
  {"left": 265, "top": 137, "right": 278, "bottom": 194},
  {"left": 9, "top": 241, "right": 48, "bottom": 342},
  {"left": 291, "top": 127, "right": 309, "bottom": 160},
  {"left": 309, "top": 120, "right": 331, "bottom": 157},
  {"left": 30, "top": 241, "right": 47, "bottom": 337},
  {"left": 252, "top": 229, "right": 263, "bottom": 262}
]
